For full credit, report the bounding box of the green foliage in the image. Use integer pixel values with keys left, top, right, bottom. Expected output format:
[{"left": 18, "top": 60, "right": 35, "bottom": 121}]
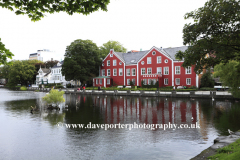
[
  {"left": 44, "top": 60, "right": 59, "bottom": 68},
  {"left": 214, "top": 61, "right": 240, "bottom": 98},
  {"left": 175, "top": 0, "right": 240, "bottom": 73},
  {"left": 199, "top": 87, "right": 215, "bottom": 91},
  {"left": 99, "top": 40, "right": 127, "bottom": 58},
  {"left": 62, "top": 39, "right": 101, "bottom": 83},
  {"left": 7, "top": 60, "right": 36, "bottom": 86},
  {"left": 0, "top": 0, "right": 110, "bottom": 22},
  {"left": 200, "top": 71, "right": 215, "bottom": 88},
  {"left": 0, "top": 38, "right": 14, "bottom": 65},
  {"left": 20, "top": 86, "right": 27, "bottom": 91},
  {"left": 42, "top": 89, "right": 65, "bottom": 106}
]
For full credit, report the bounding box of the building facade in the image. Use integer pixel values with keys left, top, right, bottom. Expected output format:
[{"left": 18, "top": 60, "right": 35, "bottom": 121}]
[
  {"left": 29, "top": 49, "right": 56, "bottom": 62},
  {"left": 93, "top": 46, "right": 199, "bottom": 88}
]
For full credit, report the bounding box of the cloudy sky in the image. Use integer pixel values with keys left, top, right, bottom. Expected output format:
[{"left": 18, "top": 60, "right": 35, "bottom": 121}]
[{"left": 0, "top": 0, "right": 208, "bottom": 61}]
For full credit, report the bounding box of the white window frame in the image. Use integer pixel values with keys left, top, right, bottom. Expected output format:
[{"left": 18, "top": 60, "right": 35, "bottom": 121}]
[
  {"left": 143, "top": 79, "right": 147, "bottom": 85},
  {"left": 100, "top": 79, "right": 102, "bottom": 84},
  {"left": 148, "top": 79, "right": 151, "bottom": 85},
  {"left": 164, "top": 67, "right": 169, "bottom": 75},
  {"left": 147, "top": 57, "right": 151, "bottom": 64},
  {"left": 186, "top": 66, "right": 191, "bottom": 74},
  {"left": 110, "top": 54, "right": 113, "bottom": 57},
  {"left": 127, "top": 79, "right": 130, "bottom": 85},
  {"left": 164, "top": 78, "right": 168, "bottom": 85},
  {"left": 175, "top": 66, "right": 180, "bottom": 74},
  {"left": 186, "top": 78, "right": 191, "bottom": 85},
  {"left": 113, "top": 69, "right": 117, "bottom": 76},
  {"left": 107, "top": 60, "right": 110, "bottom": 66},
  {"left": 107, "top": 79, "right": 110, "bottom": 84},
  {"left": 107, "top": 69, "right": 111, "bottom": 76},
  {"left": 96, "top": 79, "right": 98, "bottom": 84},
  {"left": 152, "top": 51, "right": 156, "bottom": 55},
  {"left": 175, "top": 78, "right": 180, "bottom": 85},
  {"left": 141, "top": 68, "right": 145, "bottom": 75},
  {"left": 127, "top": 69, "right": 130, "bottom": 76},
  {"left": 132, "top": 79, "right": 135, "bottom": 85},
  {"left": 157, "top": 56, "right": 161, "bottom": 63},
  {"left": 157, "top": 67, "right": 162, "bottom": 74},
  {"left": 132, "top": 68, "right": 136, "bottom": 76},
  {"left": 152, "top": 79, "right": 156, "bottom": 85},
  {"left": 119, "top": 68, "right": 123, "bottom": 76},
  {"left": 147, "top": 68, "right": 152, "bottom": 74},
  {"left": 102, "top": 69, "right": 105, "bottom": 76},
  {"left": 113, "top": 60, "right": 116, "bottom": 66}
]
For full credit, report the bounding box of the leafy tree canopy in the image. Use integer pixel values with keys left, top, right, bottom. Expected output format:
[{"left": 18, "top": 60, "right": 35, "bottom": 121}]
[
  {"left": 200, "top": 70, "right": 215, "bottom": 88},
  {"left": 62, "top": 39, "right": 101, "bottom": 83},
  {"left": 42, "top": 89, "right": 65, "bottom": 106},
  {"left": 100, "top": 40, "right": 127, "bottom": 58},
  {"left": 0, "top": 0, "right": 110, "bottom": 21},
  {"left": 176, "top": 0, "right": 240, "bottom": 73},
  {"left": 214, "top": 60, "right": 240, "bottom": 98},
  {"left": 44, "top": 60, "right": 59, "bottom": 68},
  {"left": 0, "top": 38, "right": 14, "bottom": 65}
]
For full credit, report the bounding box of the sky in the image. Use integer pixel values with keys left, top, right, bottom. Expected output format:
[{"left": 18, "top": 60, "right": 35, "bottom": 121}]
[{"left": 0, "top": 0, "right": 208, "bottom": 61}]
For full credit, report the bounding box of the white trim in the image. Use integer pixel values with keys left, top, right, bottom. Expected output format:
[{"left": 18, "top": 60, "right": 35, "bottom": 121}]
[
  {"left": 137, "top": 63, "right": 139, "bottom": 86},
  {"left": 124, "top": 63, "right": 125, "bottom": 85},
  {"left": 137, "top": 46, "right": 173, "bottom": 64},
  {"left": 172, "top": 60, "right": 174, "bottom": 86},
  {"left": 175, "top": 78, "right": 180, "bottom": 85},
  {"left": 104, "top": 78, "right": 106, "bottom": 87},
  {"left": 113, "top": 59, "right": 117, "bottom": 66},
  {"left": 126, "top": 68, "right": 130, "bottom": 76},
  {"left": 147, "top": 57, "right": 152, "bottom": 64},
  {"left": 119, "top": 68, "right": 123, "bottom": 76},
  {"left": 175, "top": 66, "right": 180, "bottom": 74},
  {"left": 126, "top": 64, "right": 138, "bottom": 66},
  {"left": 186, "top": 78, "right": 191, "bottom": 85},
  {"left": 127, "top": 79, "right": 130, "bottom": 85},
  {"left": 185, "top": 66, "right": 191, "bottom": 74},
  {"left": 157, "top": 67, "right": 162, "bottom": 74},
  {"left": 132, "top": 68, "right": 136, "bottom": 76},
  {"left": 113, "top": 68, "right": 117, "bottom": 76},
  {"left": 157, "top": 56, "right": 161, "bottom": 63},
  {"left": 147, "top": 68, "right": 152, "bottom": 74},
  {"left": 107, "top": 69, "right": 111, "bottom": 76},
  {"left": 141, "top": 68, "right": 145, "bottom": 75},
  {"left": 164, "top": 67, "right": 169, "bottom": 75},
  {"left": 196, "top": 74, "right": 199, "bottom": 88},
  {"left": 164, "top": 78, "right": 168, "bottom": 85},
  {"left": 107, "top": 60, "right": 110, "bottom": 66}
]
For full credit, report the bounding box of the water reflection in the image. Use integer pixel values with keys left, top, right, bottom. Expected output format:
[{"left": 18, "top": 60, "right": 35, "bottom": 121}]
[{"left": 1, "top": 88, "right": 240, "bottom": 160}]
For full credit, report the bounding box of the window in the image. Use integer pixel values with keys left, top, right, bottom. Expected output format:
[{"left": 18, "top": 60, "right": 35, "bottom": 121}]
[
  {"left": 186, "top": 78, "right": 191, "bottom": 85},
  {"left": 107, "top": 60, "right": 110, "bottom": 66},
  {"left": 141, "top": 68, "right": 145, "bottom": 75},
  {"left": 132, "top": 79, "right": 135, "bottom": 85},
  {"left": 147, "top": 57, "right": 151, "bottom": 64},
  {"left": 119, "top": 68, "right": 123, "bottom": 76},
  {"left": 186, "top": 66, "right": 191, "bottom": 74},
  {"left": 152, "top": 51, "right": 156, "bottom": 55},
  {"left": 119, "top": 62, "right": 122, "bottom": 65},
  {"left": 127, "top": 79, "right": 130, "bottom": 85},
  {"left": 148, "top": 79, "right": 151, "bottom": 85},
  {"left": 110, "top": 54, "right": 113, "bottom": 57},
  {"left": 164, "top": 67, "right": 169, "bottom": 75},
  {"left": 165, "top": 59, "right": 168, "bottom": 63},
  {"left": 164, "top": 79, "right": 168, "bottom": 85},
  {"left": 96, "top": 79, "right": 98, "bottom": 84},
  {"left": 157, "top": 67, "right": 162, "bottom": 74},
  {"left": 157, "top": 56, "right": 161, "bottom": 63},
  {"left": 113, "top": 69, "right": 117, "bottom": 76},
  {"left": 107, "top": 69, "right": 111, "bottom": 76},
  {"left": 175, "top": 66, "right": 180, "bottom": 74},
  {"left": 152, "top": 79, "right": 156, "bottom": 85},
  {"left": 143, "top": 79, "right": 147, "bottom": 85},
  {"left": 141, "top": 61, "right": 144, "bottom": 65},
  {"left": 102, "top": 69, "right": 105, "bottom": 76},
  {"left": 100, "top": 79, "right": 102, "bottom": 84},
  {"left": 132, "top": 69, "right": 136, "bottom": 76},
  {"left": 113, "top": 60, "right": 116, "bottom": 66},
  {"left": 176, "top": 78, "right": 180, "bottom": 85},
  {"left": 147, "top": 68, "right": 152, "bottom": 74},
  {"left": 102, "top": 63, "right": 104, "bottom": 66},
  {"left": 127, "top": 69, "right": 130, "bottom": 76},
  {"left": 107, "top": 79, "right": 110, "bottom": 84}
]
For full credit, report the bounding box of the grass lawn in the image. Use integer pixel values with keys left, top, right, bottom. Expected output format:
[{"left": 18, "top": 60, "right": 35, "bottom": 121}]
[{"left": 208, "top": 138, "right": 240, "bottom": 160}]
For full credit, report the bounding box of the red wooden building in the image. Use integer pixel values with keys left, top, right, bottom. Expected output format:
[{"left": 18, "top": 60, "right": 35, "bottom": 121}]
[{"left": 93, "top": 46, "right": 199, "bottom": 88}]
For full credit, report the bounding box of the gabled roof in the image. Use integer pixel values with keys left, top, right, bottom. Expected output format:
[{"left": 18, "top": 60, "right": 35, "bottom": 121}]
[
  {"left": 162, "top": 46, "right": 188, "bottom": 61},
  {"left": 52, "top": 61, "right": 64, "bottom": 69},
  {"left": 123, "top": 50, "right": 148, "bottom": 65}
]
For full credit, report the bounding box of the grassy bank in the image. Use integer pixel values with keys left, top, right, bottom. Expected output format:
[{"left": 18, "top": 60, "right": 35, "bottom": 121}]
[{"left": 208, "top": 138, "right": 240, "bottom": 159}]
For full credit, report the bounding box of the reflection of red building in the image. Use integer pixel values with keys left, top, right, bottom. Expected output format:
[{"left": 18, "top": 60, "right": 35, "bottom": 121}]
[{"left": 93, "top": 46, "right": 199, "bottom": 88}]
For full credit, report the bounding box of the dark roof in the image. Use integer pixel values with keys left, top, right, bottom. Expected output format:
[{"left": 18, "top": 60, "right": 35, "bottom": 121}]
[
  {"left": 112, "top": 46, "right": 188, "bottom": 65},
  {"left": 94, "top": 76, "right": 111, "bottom": 79},
  {"left": 52, "top": 61, "right": 64, "bottom": 69}
]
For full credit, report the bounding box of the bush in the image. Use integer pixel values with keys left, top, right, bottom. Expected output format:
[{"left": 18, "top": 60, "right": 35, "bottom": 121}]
[
  {"left": 20, "top": 86, "right": 27, "bottom": 91},
  {"left": 201, "top": 71, "right": 215, "bottom": 88},
  {"left": 199, "top": 87, "right": 215, "bottom": 91}
]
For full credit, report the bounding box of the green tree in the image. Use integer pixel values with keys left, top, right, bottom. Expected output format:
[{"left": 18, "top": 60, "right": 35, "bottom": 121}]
[
  {"left": 0, "top": 38, "right": 14, "bottom": 65},
  {"left": 175, "top": 0, "right": 240, "bottom": 73},
  {"left": 200, "top": 70, "right": 215, "bottom": 88},
  {"left": 62, "top": 39, "right": 101, "bottom": 84},
  {"left": 7, "top": 60, "right": 36, "bottom": 86},
  {"left": 44, "top": 60, "right": 59, "bottom": 68},
  {"left": 214, "top": 60, "right": 240, "bottom": 98},
  {"left": 100, "top": 40, "right": 127, "bottom": 58},
  {"left": 0, "top": 0, "right": 110, "bottom": 22},
  {"left": 42, "top": 89, "right": 65, "bottom": 106}
]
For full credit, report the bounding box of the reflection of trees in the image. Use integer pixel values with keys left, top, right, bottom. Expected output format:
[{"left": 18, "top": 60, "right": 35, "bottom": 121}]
[
  {"left": 213, "top": 102, "right": 240, "bottom": 135},
  {"left": 4, "top": 99, "right": 37, "bottom": 114},
  {"left": 42, "top": 111, "right": 65, "bottom": 126}
]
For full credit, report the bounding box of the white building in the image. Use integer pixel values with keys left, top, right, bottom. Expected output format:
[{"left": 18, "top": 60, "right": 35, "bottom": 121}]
[
  {"left": 36, "top": 61, "right": 70, "bottom": 86},
  {"left": 29, "top": 49, "right": 56, "bottom": 62}
]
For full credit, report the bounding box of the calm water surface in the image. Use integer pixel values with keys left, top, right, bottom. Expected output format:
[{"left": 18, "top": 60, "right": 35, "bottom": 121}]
[{"left": 1, "top": 88, "right": 240, "bottom": 160}]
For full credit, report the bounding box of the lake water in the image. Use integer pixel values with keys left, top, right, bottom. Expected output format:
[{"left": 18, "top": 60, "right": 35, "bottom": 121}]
[{"left": 1, "top": 88, "right": 240, "bottom": 160}]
